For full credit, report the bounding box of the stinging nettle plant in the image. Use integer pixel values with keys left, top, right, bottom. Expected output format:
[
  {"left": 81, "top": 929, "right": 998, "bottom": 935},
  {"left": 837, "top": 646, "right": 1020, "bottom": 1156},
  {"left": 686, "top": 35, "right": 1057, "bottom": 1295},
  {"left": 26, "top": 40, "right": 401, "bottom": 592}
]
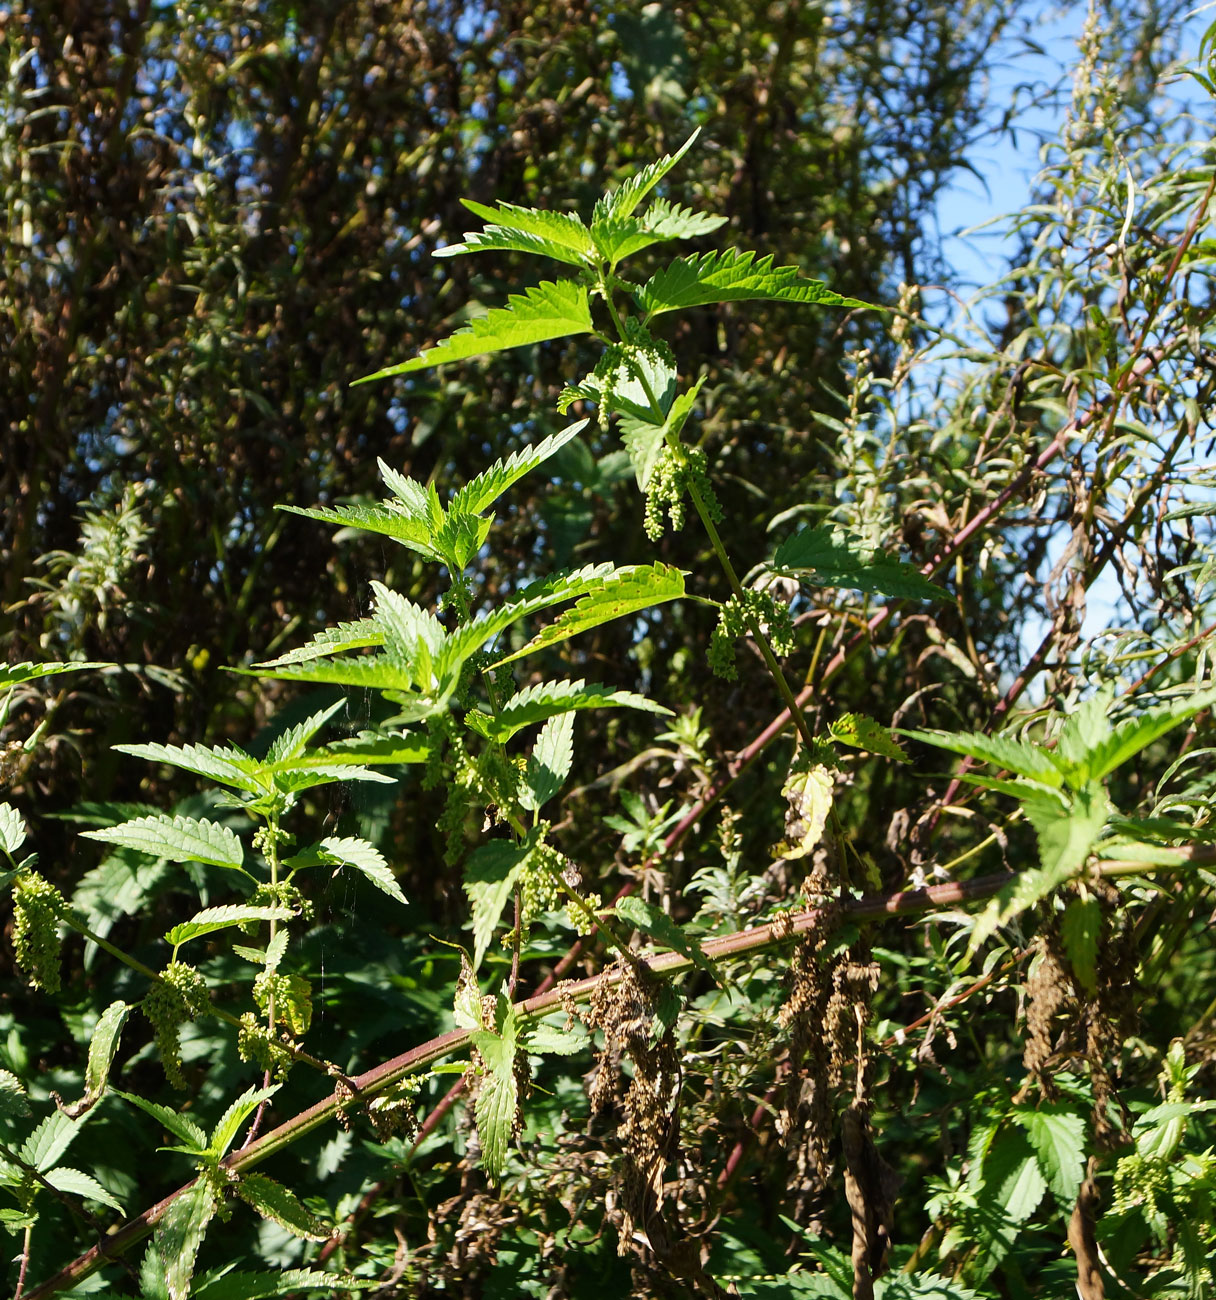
[{"left": 9, "top": 120, "right": 1216, "bottom": 1299}]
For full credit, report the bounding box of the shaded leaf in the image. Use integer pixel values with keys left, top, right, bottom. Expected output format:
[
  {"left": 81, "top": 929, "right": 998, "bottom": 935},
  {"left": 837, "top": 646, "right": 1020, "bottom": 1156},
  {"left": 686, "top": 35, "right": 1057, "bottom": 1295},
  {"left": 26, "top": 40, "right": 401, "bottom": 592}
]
[
  {"left": 615, "top": 895, "right": 717, "bottom": 980},
  {"left": 320, "top": 836, "right": 406, "bottom": 905},
  {"left": 463, "top": 840, "right": 529, "bottom": 969},
  {"left": 210, "top": 1086, "right": 279, "bottom": 1161},
  {"left": 84, "top": 1001, "right": 130, "bottom": 1102},
  {"left": 1012, "top": 1105, "right": 1086, "bottom": 1211},
  {"left": 1059, "top": 895, "right": 1101, "bottom": 994},
  {"left": 44, "top": 1165, "right": 125, "bottom": 1214},
  {"left": 773, "top": 526, "right": 945, "bottom": 600},
  {"left": 114, "top": 1090, "right": 208, "bottom": 1152}
]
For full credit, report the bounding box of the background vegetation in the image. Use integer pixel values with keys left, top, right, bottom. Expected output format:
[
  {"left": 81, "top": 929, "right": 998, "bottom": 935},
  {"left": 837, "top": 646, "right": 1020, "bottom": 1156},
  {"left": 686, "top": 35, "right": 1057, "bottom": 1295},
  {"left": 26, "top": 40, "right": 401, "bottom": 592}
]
[{"left": 2, "top": 0, "right": 1215, "bottom": 1296}]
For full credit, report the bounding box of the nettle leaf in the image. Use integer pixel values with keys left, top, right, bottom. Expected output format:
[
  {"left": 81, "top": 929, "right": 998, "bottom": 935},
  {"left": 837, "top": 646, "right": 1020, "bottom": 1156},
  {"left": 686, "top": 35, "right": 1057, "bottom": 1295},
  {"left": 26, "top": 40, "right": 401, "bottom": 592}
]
[
  {"left": 0, "top": 660, "right": 105, "bottom": 689},
  {"left": 594, "top": 130, "right": 701, "bottom": 226},
  {"left": 354, "top": 280, "right": 594, "bottom": 385},
  {"left": 264, "top": 700, "right": 344, "bottom": 766},
  {"left": 193, "top": 1268, "right": 379, "bottom": 1299},
  {"left": 112, "top": 742, "right": 266, "bottom": 794},
  {"left": 449, "top": 421, "right": 588, "bottom": 519},
  {"left": 520, "top": 710, "right": 575, "bottom": 812},
  {"left": 463, "top": 839, "right": 530, "bottom": 969},
  {"left": 0, "top": 802, "right": 27, "bottom": 856},
  {"left": 495, "top": 563, "right": 686, "bottom": 665},
  {"left": 278, "top": 502, "right": 440, "bottom": 559},
  {"left": 522, "top": 1016, "right": 590, "bottom": 1056},
  {"left": 154, "top": 1182, "right": 218, "bottom": 1300},
  {"left": 84, "top": 1001, "right": 130, "bottom": 1102},
  {"left": 981, "top": 1126, "right": 1047, "bottom": 1225},
  {"left": 20, "top": 1110, "right": 82, "bottom": 1172},
  {"left": 1055, "top": 691, "right": 1114, "bottom": 773},
  {"left": 210, "top": 1086, "right": 279, "bottom": 1160},
  {"left": 0, "top": 1069, "right": 30, "bottom": 1120},
  {"left": 253, "top": 620, "right": 383, "bottom": 670},
  {"left": 1059, "top": 894, "right": 1101, "bottom": 994},
  {"left": 166, "top": 905, "right": 293, "bottom": 950},
  {"left": 432, "top": 507, "right": 493, "bottom": 572},
  {"left": 465, "top": 678, "right": 671, "bottom": 744},
  {"left": 899, "top": 729, "right": 1066, "bottom": 788},
  {"left": 639, "top": 197, "right": 727, "bottom": 242},
  {"left": 615, "top": 895, "right": 717, "bottom": 980},
  {"left": 636, "top": 248, "right": 873, "bottom": 318},
  {"left": 1012, "top": 1105, "right": 1086, "bottom": 1211},
  {"left": 778, "top": 765, "right": 835, "bottom": 860},
  {"left": 1082, "top": 685, "right": 1216, "bottom": 782},
  {"left": 620, "top": 376, "right": 705, "bottom": 490},
  {"left": 439, "top": 199, "right": 598, "bottom": 267},
  {"left": 44, "top": 1166, "right": 125, "bottom": 1214},
  {"left": 82, "top": 814, "right": 246, "bottom": 871},
  {"left": 966, "top": 784, "right": 1109, "bottom": 958},
  {"left": 236, "top": 1172, "right": 330, "bottom": 1241},
  {"left": 772, "top": 525, "right": 946, "bottom": 601},
  {"left": 116, "top": 1091, "right": 208, "bottom": 1153},
  {"left": 307, "top": 732, "right": 429, "bottom": 767},
  {"left": 377, "top": 457, "right": 433, "bottom": 518},
  {"left": 320, "top": 836, "right": 406, "bottom": 905},
  {"left": 589, "top": 199, "right": 727, "bottom": 266},
  {"left": 829, "top": 713, "right": 908, "bottom": 762},
  {"left": 470, "top": 997, "right": 522, "bottom": 1182}
]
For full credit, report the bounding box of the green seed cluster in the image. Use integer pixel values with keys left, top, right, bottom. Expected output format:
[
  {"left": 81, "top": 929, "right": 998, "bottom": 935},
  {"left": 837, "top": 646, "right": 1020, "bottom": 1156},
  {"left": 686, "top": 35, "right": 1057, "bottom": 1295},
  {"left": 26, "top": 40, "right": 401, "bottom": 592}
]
[
  {"left": 12, "top": 872, "right": 65, "bottom": 994},
  {"left": 643, "top": 446, "right": 720, "bottom": 541},
  {"left": 253, "top": 969, "right": 313, "bottom": 1036},
  {"left": 708, "top": 590, "right": 796, "bottom": 680},
  {"left": 520, "top": 841, "right": 566, "bottom": 927},
  {"left": 237, "top": 1012, "right": 295, "bottom": 1081},
  {"left": 143, "top": 962, "right": 210, "bottom": 1088},
  {"left": 250, "top": 880, "right": 313, "bottom": 923}
]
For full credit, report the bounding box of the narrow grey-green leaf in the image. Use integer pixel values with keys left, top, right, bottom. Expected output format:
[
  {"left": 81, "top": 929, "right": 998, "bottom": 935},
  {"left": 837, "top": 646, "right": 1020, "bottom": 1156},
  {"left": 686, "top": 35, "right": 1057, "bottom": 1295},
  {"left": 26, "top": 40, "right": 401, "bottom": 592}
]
[
  {"left": 82, "top": 813, "right": 246, "bottom": 870},
  {"left": 166, "top": 906, "right": 292, "bottom": 950},
  {"left": 355, "top": 280, "right": 594, "bottom": 384},
  {"left": 320, "top": 836, "right": 406, "bottom": 904}
]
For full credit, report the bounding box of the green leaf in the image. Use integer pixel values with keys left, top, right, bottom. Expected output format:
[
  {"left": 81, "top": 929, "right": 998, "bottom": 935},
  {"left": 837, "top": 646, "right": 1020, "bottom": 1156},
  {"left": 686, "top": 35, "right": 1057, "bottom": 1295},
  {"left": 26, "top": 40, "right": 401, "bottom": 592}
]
[
  {"left": 772, "top": 525, "right": 946, "bottom": 600},
  {"left": 84, "top": 1001, "right": 130, "bottom": 1102},
  {"left": 20, "top": 1110, "right": 81, "bottom": 1172},
  {"left": 82, "top": 813, "right": 246, "bottom": 871},
  {"left": 449, "top": 421, "right": 589, "bottom": 519},
  {"left": 304, "top": 732, "right": 429, "bottom": 767},
  {"left": 115, "top": 1090, "right": 208, "bottom": 1153},
  {"left": 236, "top": 1172, "right": 329, "bottom": 1240},
  {"left": 463, "top": 840, "right": 529, "bottom": 969},
  {"left": 1083, "top": 686, "right": 1216, "bottom": 781},
  {"left": 44, "top": 1165, "right": 125, "bottom": 1214},
  {"left": 899, "top": 729, "right": 1066, "bottom": 787},
  {"left": 209, "top": 1086, "right": 279, "bottom": 1160},
  {"left": 0, "top": 1069, "right": 29, "bottom": 1120},
  {"left": 495, "top": 563, "right": 686, "bottom": 665},
  {"left": 193, "top": 1268, "right": 379, "bottom": 1299},
  {"left": 615, "top": 895, "right": 717, "bottom": 980},
  {"left": 354, "top": 280, "right": 595, "bottom": 384},
  {"left": 111, "top": 741, "right": 266, "bottom": 794},
  {"left": 470, "top": 997, "right": 522, "bottom": 1181},
  {"left": 165, "top": 906, "right": 293, "bottom": 950},
  {"left": 1056, "top": 691, "right": 1114, "bottom": 773},
  {"left": 264, "top": 701, "right": 345, "bottom": 766},
  {"left": 1012, "top": 1105, "right": 1086, "bottom": 1211},
  {"left": 520, "top": 711, "right": 575, "bottom": 812},
  {"left": 829, "top": 713, "right": 908, "bottom": 761},
  {"left": 0, "top": 802, "right": 27, "bottom": 856},
  {"left": 637, "top": 197, "right": 728, "bottom": 242},
  {"left": 981, "top": 1126, "right": 1047, "bottom": 1224},
  {"left": 594, "top": 130, "right": 701, "bottom": 226},
  {"left": 0, "top": 661, "right": 105, "bottom": 689},
  {"left": 620, "top": 377, "right": 705, "bottom": 490},
  {"left": 154, "top": 1182, "right": 218, "bottom": 1300},
  {"left": 465, "top": 678, "right": 671, "bottom": 743},
  {"left": 1059, "top": 895, "right": 1101, "bottom": 994},
  {"left": 440, "top": 199, "right": 598, "bottom": 267},
  {"left": 252, "top": 620, "right": 383, "bottom": 670},
  {"left": 636, "top": 248, "right": 873, "bottom": 318},
  {"left": 522, "top": 1017, "right": 590, "bottom": 1056},
  {"left": 319, "top": 836, "right": 407, "bottom": 905},
  {"left": 277, "top": 502, "right": 439, "bottom": 559}
]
